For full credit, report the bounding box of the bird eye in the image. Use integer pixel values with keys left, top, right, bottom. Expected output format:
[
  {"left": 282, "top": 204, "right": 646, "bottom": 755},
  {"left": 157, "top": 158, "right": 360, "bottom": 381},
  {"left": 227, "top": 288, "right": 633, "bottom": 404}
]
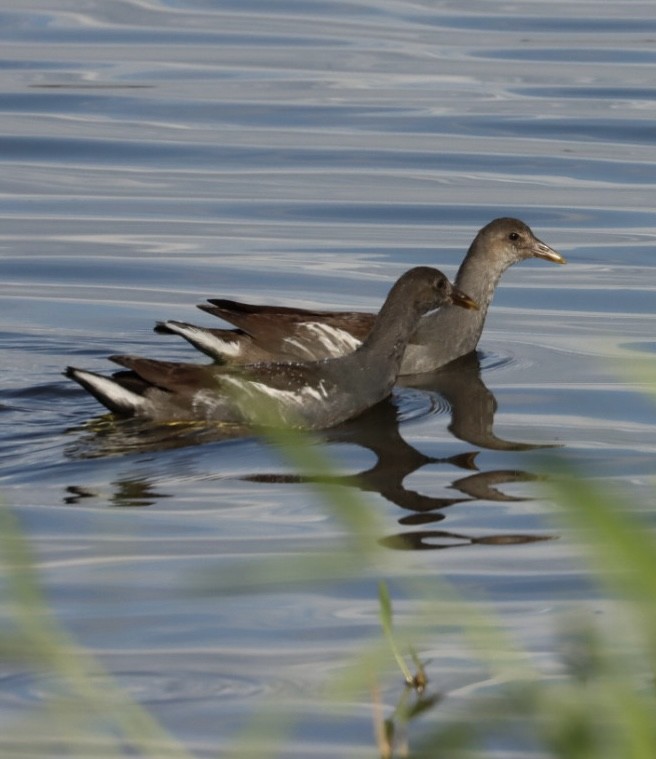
[{"left": 509, "top": 231, "right": 520, "bottom": 241}]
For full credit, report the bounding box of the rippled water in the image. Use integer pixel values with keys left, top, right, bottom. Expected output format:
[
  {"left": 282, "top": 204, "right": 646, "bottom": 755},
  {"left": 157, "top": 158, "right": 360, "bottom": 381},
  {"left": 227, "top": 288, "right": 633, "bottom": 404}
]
[{"left": 1, "top": 1, "right": 656, "bottom": 756}]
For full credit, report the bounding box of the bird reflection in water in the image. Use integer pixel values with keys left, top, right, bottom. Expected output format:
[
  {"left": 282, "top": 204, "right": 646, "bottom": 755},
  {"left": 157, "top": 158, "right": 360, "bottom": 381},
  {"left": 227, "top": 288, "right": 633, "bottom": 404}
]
[
  {"left": 399, "top": 351, "right": 556, "bottom": 453},
  {"left": 65, "top": 352, "right": 555, "bottom": 550},
  {"left": 65, "top": 414, "right": 251, "bottom": 459},
  {"left": 65, "top": 479, "right": 170, "bottom": 508},
  {"left": 241, "top": 351, "right": 555, "bottom": 549}
]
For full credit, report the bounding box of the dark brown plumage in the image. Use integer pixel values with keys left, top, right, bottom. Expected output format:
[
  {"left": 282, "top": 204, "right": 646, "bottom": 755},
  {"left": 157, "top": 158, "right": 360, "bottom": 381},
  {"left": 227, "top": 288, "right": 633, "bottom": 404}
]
[
  {"left": 156, "top": 217, "right": 564, "bottom": 373},
  {"left": 66, "top": 267, "right": 477, "bottom": 428}
]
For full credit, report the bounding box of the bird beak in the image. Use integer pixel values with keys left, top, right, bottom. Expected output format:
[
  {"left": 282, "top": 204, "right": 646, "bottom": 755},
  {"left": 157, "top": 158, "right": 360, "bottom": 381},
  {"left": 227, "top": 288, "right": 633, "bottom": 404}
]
[
  {"left": 533, "top": 239, "right": 566, "bottom": 264},
  {"left": 450, "top": 286, "right": 479, "bottom": 310}
]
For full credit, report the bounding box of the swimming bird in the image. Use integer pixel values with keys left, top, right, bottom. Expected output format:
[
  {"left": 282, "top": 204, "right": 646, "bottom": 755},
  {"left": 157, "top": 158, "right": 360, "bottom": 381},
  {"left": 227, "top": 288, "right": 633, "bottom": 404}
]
[
  {"left": 65, "top": 267, "right": 477, "bottom": 429},
  {"left": 156, "top": 217, "right": 564, "bottom": 374}
]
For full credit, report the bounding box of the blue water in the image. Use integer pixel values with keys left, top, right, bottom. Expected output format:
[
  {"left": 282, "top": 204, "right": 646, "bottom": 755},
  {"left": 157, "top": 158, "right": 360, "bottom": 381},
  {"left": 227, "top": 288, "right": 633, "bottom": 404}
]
[{"left": 1, "top": 1, "right": 656, "bottom": 756}]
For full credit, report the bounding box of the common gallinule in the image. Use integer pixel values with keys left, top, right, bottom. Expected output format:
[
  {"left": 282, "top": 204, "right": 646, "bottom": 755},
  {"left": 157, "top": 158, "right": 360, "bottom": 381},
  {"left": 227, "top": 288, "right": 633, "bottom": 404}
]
[
  {"left": 66, "top": 267, "right": 477, "bottom": 429},
  {"left": 156, "top": 218, "right": 564, "bottom": 374}
]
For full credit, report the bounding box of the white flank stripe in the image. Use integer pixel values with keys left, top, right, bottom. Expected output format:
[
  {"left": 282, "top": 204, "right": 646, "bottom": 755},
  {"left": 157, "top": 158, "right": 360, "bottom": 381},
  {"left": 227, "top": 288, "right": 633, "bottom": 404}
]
[
  {"left": 301, "top": 322, "right": 361, "bottom": 356},
  {"left": 220, "top": 376, "right": 330, "bottom": 407},
  {"left": 282, "top": 336, "right": 318, "bottom": 359}
]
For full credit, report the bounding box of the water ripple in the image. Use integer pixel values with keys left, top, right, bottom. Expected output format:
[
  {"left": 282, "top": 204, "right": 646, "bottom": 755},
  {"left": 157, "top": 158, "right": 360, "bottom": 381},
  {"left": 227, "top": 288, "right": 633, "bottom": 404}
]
[
  {"left": 2, "top": 2, "right": 655, "bottom": 755},
  {"left": 0, "top": 668, "right": 279, "bottom": 706}
]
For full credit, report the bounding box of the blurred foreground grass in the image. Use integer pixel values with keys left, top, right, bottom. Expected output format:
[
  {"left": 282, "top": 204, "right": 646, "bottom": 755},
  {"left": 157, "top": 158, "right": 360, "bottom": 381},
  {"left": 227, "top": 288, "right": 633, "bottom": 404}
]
[{"left": 1, "top": 421, "right": 656, "bottom": 758}]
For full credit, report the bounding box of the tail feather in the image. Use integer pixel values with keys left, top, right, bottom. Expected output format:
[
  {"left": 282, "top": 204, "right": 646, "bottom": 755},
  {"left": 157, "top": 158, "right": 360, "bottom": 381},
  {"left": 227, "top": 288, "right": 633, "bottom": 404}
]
[
  {"left": 154, "top": 320, "right": 244, "bottom": 361},
  {"left": 64, "top": 367, "right": 147, "bottom": 416},
  {"left": 154, "top": 321, "right": 178, "bottom": 335}
]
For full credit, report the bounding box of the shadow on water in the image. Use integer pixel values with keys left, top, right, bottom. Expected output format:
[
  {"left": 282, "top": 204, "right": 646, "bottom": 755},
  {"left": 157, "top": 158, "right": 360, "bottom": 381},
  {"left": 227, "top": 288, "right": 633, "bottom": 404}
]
[
  {"left": 63, "top": 352, "right": 557, "bottom": 549},
  {"left": 64, "top": 415, "right": 251, "bottom": 459},
  {"left": 64, "top": 479, "right": 171, "bottom": 508},
  {"left": 241, "top": 353, "right": 555, "bottom": 550},
  {"left": 399, "top": 351, "right": 558, "bottom": 453}
]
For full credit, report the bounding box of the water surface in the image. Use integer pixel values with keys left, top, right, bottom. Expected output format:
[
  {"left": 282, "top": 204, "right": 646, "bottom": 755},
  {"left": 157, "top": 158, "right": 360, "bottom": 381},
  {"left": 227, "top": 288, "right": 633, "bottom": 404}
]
[{"left": 1, "top": 1, "right": 655, "bottom": 756}]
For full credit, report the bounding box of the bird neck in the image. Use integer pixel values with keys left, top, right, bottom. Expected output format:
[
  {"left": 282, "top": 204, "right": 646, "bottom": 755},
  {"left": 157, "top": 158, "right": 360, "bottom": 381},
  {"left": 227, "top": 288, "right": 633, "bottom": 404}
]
[
  {"left": 358, "top": 293, "right": 424, "bottom": 377},
  {"left": 454, "top": 245, "right": 508, "bottom": 315},
  {"left": 408, "top": 245, "right": 507, "bottom": 366}
]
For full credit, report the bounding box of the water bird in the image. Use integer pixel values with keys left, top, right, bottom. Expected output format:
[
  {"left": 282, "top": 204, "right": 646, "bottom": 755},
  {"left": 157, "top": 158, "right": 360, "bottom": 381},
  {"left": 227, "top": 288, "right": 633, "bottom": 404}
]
[
  {"left": 156, "top": 217, "right": 564, "bottom": 374},
  {"left": 65, "top": 267, "right": 477, "bottom": 429}
]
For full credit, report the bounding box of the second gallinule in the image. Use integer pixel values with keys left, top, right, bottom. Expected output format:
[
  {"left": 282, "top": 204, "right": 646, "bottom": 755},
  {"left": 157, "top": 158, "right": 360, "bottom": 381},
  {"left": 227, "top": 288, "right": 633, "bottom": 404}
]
[
  {"left": 156, "top": 218, "right": 564, "bottom": 374},
  {"left": 65, "top": 267, "right": 477, "bottom": 429}
]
